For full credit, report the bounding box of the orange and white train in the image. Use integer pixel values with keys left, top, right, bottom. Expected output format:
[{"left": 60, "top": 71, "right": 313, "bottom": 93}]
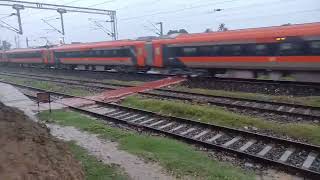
[{"left": 1, "top": 22, "right": 320, "bottom": 82}]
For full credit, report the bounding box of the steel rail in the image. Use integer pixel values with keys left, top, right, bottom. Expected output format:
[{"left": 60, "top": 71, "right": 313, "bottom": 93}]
[
  {"left": 1, "top": 72, "right": 320, "bottom": 120},
  {"left": 1, "top": 79, "right": 320, "bottom": 179},
  {"left": 2, "top": 66, "right": 320, "bottom": 89}
]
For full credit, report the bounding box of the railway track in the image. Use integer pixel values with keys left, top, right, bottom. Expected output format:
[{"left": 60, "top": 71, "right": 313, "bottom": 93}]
[
  {"left": 1, "top": 72, "right": 320, "bottom": 122},
  {"left": 2, "top": 66, "right": 320, "bottom": 96},
  {"left": 187, "top": 76, "right": 320, "bottom": 96},
  {"left": 3, "top": 80, "right": 320, "bottom": 179}
]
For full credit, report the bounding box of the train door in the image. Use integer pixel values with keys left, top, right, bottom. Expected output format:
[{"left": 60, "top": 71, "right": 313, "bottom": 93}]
[
  {"left": 135, "top": 44, "right": 146, "bottom": 67},
  {"left": 145, "top": 42, "right": 154, "bottom": 67},
  {"left": 152, "top": 43, "right": 164, "bottom": 68},
  {"left": 42, "top": 50, "right": 49, "bottom": 64}
]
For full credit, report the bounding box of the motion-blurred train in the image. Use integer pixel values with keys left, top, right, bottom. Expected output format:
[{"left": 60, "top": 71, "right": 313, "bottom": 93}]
[{"left": 1, "top": 22, "right": 320, "bottom": 82}]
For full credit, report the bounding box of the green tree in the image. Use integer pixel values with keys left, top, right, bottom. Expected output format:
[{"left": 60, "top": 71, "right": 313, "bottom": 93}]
[
  {"left": 0, "top": 41, "right": 11, "bottom": 50},
  {"left": 167, "top": 29, "right": 188, "bottom": 35},
  {"left": 218, "top": 23, "right": 228, "bottom": 31}
]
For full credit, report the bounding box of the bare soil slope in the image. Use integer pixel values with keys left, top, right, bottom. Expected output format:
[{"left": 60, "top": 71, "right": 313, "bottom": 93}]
[{"left": 0, "top": 103, "right": 85, "bottom": 180}]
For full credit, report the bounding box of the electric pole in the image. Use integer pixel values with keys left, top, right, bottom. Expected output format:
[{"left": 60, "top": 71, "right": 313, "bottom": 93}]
[
  {"left": 12, "top": 4, "right": 24, "bottom": 34},
  {"left": 57, "top": 8, "right": 66, "bottom": 43},
  {"left": 14, "top": 35, "right": 20, "bottom": 48},
  {"left": 57, "top": 8, "right": 66, "bottom": 36},
  {"left": 26, "top": 37, "right": 29, "bottom": 47},
  {"left": 156, "top": 22, "right": 163, "bottom": 36},
  {"left": 0, "top": 0, "right": 118, "bottom": 40}
]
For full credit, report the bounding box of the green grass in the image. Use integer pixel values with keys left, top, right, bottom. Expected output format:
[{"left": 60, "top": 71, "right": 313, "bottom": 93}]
[
  {"left": 39, "top": 110, "right": 254, "bottom": 180},
  {"left": 105, "top": 79, "right": 143, "bottom": 86},
  {"left": 122, "top": 96, "right": 320, "bottom": 145},
  {"left": 0, "top": 75, "right": 92, "bottom": 96},
  {"left": 68, "top": 142, "right": 128, "bottom": 180},
  {"left": 173, "top": 86, "right": 320, "bottom": 107}
]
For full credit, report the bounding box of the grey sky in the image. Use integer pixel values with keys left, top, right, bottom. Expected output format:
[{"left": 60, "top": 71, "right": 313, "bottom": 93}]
[{"left": 0, "top": 0, "right": 319, "bottom": 48}]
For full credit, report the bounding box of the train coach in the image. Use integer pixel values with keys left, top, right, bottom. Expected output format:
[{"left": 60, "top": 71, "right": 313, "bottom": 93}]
[
  {"left": 0, "top": 50, "right": 5, "bottom": 63},
  {"left": 50, "top": 40, "right": 147, "bottom": 71},
  {"left": 1, "top": 22, "right": 320, "bottom": 82},
  {"left": 152, "top": 22, "right": 320, "bottom": 81},
  {"left": 4, "top": 48, "right": 50, "bottom": 67}
]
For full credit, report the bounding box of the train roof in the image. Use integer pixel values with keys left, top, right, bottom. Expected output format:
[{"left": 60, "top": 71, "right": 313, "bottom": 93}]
[
  {"left": 5, "top": 48, "right": 46, "bottom": 53},
  {"left": 51, "top": 40, "right": 145, "bottom": 52},
  {"left": 153, "top": 22, "right": 320, "bottom": 44}
]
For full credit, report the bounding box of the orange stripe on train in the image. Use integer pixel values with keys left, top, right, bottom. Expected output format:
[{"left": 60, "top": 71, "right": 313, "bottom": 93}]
[
  {"left": 179, "top": 56, "right": 320, "bottom": 63},
  {"left": 60, "top": 57, "right": 131, "bottom": 61}
]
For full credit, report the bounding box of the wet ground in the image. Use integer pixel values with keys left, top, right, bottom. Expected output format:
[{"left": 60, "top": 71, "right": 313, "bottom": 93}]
[{"left": 48, "top": 124, "right": 177, "bottom": 180}]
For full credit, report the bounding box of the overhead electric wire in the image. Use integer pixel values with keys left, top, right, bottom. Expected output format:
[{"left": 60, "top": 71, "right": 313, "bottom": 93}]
[
  {"left": 119, "top": 0, "right": 303, "bottom": 22},
  {"left": 146, "top": 0, "right": 296, "bottom": 25},
  {"left": 69, "top": 7, "right": 319, "bottom": 35},
  {"left": 183, "top": 8, "right": 320, "bottom": 31},
  {"left": 55, "top": 0, "right": 318, "bottom": 33},
  {"left": 115, "top": 0, "right": 160, "bottom": 11},
  {"left": 119, "top": 0, "right": 239, "bottom": 21},
  {"left": 88, "top": 0, "right": 117, "bottom": 8},
  {"left": 39, "top": 0, "right": 117, "bottom": 22},
  {"left": 0, "top": 13, "right": 13, "bottom": 20},
  {"left": 22, "top": 0, "right": 112, "bottom": 23}
]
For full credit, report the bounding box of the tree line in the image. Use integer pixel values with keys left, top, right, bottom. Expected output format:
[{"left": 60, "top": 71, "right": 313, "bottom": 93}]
[{"left": 0, "top": 41, "right": 11, "bottom": 50}]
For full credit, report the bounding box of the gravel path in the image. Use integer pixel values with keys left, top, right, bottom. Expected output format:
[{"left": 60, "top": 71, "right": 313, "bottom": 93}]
[{"left": 47, "top": 124, "right": 177, "bottom": 180}]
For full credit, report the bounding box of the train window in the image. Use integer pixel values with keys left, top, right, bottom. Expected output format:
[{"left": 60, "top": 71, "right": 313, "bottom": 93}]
[
  {"left": 279, "top": 43, "right": 292, "bottom": 50},
  {"left": 74, "top": 52, "right": 80, "bottom": 57},
  {"left": 182, "top": 47, "right": 197, "bottom": 56},
  {"left": 211, "top": 46, "right": 222, "bottom": 56},
  {"left": 309, "top": 41, "right": 320, "bottom": 55},
  {"left": 8, "top": 52, "right": 42, "bottom": 58},
  {"left": 66, "top": 52, "right": 73, "bottom": 57},
  {"left": 198, "top": 46, "right": 212, "bottom": 56},
  {"left": 79, "top": 51, "right": 86, "bottom": 56},
  {"left": 222, "top": 45, "right": 243, "bottom": 56},
  {"left": 103, "top": 50, "right": 109, "bottom": 56},
  {"left": 167, "top": 47, "right": 179, "bottom": 57},
  {"left": 55, "top": 49, "right": 131, "bottom": 58},
  {"left": 256, "top": 44, "right": 267, "bottom": 51},
  {"left": 88, "top": 51, "right": 95, "bottom": 56},
  {"left": 310, "top": 41, "right": 320, "bottom": 48},
  {"left": 278, "top": 42, "right": 303, "bottom": 55},
  {"left": 231, "top": 45, "right": 242, "bottom": 55},
  {"left": 255, "top": 44, "right": 268, "bottom": 56},
  {"left": 119, "top": 49, "right": 130, "bottom": 57}
]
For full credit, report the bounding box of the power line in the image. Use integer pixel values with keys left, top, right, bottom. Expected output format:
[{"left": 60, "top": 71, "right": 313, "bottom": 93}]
[
  {"left": 0, "top": 0, "right": 118, "bottom": 40},
  {"left": 131, "top": 0, "right": 302, "bottom": 30},
  {"left": 151, "top": 0, "right": 295, "bottom": 25},
  {"left": 183, "top": 8, "right": 320, "bottom": 31},
  {"left": 115, "top": 0, "right": 159, "bottom": 11},
  {"left": 18, "top": 0, "right": 89, "bottom": 19},
  {"left": 221, "top": 8, "right": 320, "bottom": 23},
  {"left": 64, "top": 0, "right": 87, "bottom": 5},
  {"left": 88, "top": 18, "right": 114, "bottom": 37},
  {"left": 88, "top": 0, "right": 117, "bottom": 8},
  {"left": 118, "top": 0, "right": 299, "bottom": 24},
  {"left": 41, "top": 18, "right": 63, "bottom": 35},
  {"left": 143, "top": 24, "right": 160, "bottom": 36},
  {"left": 22, "top": 0, "right": 114, "bottom": 22},
  {"left": 119, "top": 0, "right": 238, "bottom": 21},
  {"left": 0, "top": 13, "right": 15, "bottom": 20},
  {"left": 60, "top": 2, "right": 318, "bottom": 37},
  {"left": 41, "top": 0, "right": 117, "bottom": 22}
]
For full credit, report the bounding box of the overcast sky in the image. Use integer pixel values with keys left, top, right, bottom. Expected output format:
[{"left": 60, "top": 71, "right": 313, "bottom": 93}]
[{"left": 0, "top": 0, "right": 319, "bottom": 48}]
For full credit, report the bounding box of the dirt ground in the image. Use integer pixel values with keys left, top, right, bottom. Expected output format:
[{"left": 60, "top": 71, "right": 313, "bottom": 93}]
[
  {"left": 0, "top": 103, "right": 85, "bottom": 180},
  {"left": 48, "top": 123, "right": 177, "bottom": 180}
]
